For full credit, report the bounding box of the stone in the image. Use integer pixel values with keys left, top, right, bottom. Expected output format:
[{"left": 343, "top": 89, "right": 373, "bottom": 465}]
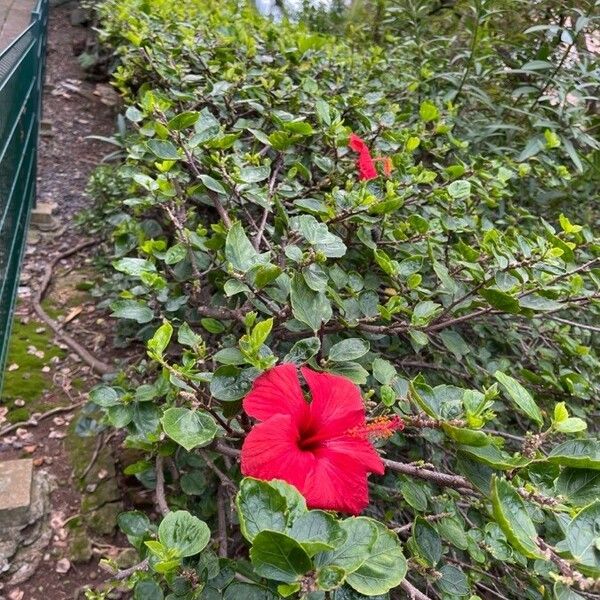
[
  {"left": 55, "top": 558, "right": 71, "bottom": 573},
  {"left": 0, "top": 460, "right": 33, "bottom": 528},
  {"left": 68, "top": 527, "right": 92, "bottom": 564},
  {"left": 29, "top": 203, "right": 55, "bottom": 225}
]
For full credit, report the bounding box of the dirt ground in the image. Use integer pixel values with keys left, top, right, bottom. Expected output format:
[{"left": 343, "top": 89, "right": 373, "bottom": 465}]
[{"left": 0, "top": 3, "right": 131, "bottom": 599}]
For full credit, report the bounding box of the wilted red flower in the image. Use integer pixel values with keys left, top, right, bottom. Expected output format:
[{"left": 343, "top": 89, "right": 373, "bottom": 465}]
[
  {"left": 348, "top": 133, "right": 393, "bottom": 181},
  {"left": 240, "top": 364, "right": 404, "bottom": 514}
]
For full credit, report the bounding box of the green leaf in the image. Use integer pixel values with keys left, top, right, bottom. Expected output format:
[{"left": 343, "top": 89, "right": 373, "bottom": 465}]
[
  {"left": 110, "top": 299, "right": 154, "bottom": 323},
  {"left": 158, "top": 510, "right": 210, "bottom": 557},
  {"left": 556, "top": 468, "right": 600, "bottom": 507},
  {"left": 239, "top": 165, "right": 271, "bottom": 183},
  {"left": 328, "top": 338, "right": 370, "bottom": 362},
  {"left": 147, "top": 321, "right": 173, "bottom": 358},
  {"left": 164, "top": 244, "right": 187, "bottom": 265},
  {"left": 178, "top": 322, "right": 202, "bottom": 348},
  {"left": 548, "top": 440, "right": 600, "bottom": 470},
  {"left": 161, "top": 407, "right": 217, "bottom": 451},
  {"left": 236, "top": 478, "right": 289, "bottom": 542},
  {"left": 225, "top": 222, "right": 260, "bottom": 273},
  {"left": 289, "top": 510, "right": 346, "bottom": 556},
  {"left": 491, "top": 476, "right": 542, "bottom": 559},
  {"left": 317, "top": 566, "right": 347, "bottom": 591},
  {"left": 329, "top": 362, "right": 369, "bottom": 385},
  {"left": 345, "top": 520, "right": 407, "bottom": 596},
  {"left": 200, "top": 174, "right": 227, "bottom": 194},
  {"left": 554, "top": 583, "right": 585, "bottom": 600},
  {"left": 372, "top": 358, "right": 397, "bottom": 385},
  {"left": 209, "top": 366, "right": 254, "bottom": 401},
  {"left": 413, "top": 518, "right": 442, "bottom": 566},
  {"left": 113, "top": 257, "right": 156, "bottom": 276},
  {"left": 147, "top": 139, "right": 180, "bottom": 160},
  {"left": 565, "top": 500, "right": 600, "bottom": 571},
  {"left": 291, "top": 215, "right": 346, "bottom": 258},
  {"left": 437, "top": 564, "right": 469, "bottom": 596},
  {"left": 167, "top": 111, "right": 199, "bottom": 130},
  {"left": 284, "top": 338, "right": 321, "bottom": 365},
  {"left": 555, "top": 418, "right": 587, "bottom": 433},
  {"left": 291, "top": 274, "right": 332, "bottom": 332},
  {"left": 134, "top": 581, "right": 164, "bottom": 600},
  {"left": 201, "top": 318, "right": 226, "bottom": 334},
  {"left": 315, "top": 517, "right": 377, "bottom": 573},
  {"left": 419, "top": 100, "right": 439, "bottom": 122},
  {"left": 447, "top": 180, "right": 471, "bottom": 200},
  {"left": 479, "top": 289, "right": 520, "bottom": 314},
  {"left": 250, "top": 531, "right": 312, "bottom": 583},
  {"left": 494, "top": 371, "right": 543, "bottom": 426},
  {"left": 254, "top": 264, "right": 282, "bottom": 288},
  {"left": 90, "top": 385, "right": 121, "bottom": 407},
  {"left": 459, "top": 444, "right": 531, "bottom": 470}
]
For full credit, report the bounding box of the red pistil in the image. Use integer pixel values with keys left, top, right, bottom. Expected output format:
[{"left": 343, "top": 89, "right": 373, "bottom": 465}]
[{"left": 348, "top": 415, "right": 405, "bottom": 441}]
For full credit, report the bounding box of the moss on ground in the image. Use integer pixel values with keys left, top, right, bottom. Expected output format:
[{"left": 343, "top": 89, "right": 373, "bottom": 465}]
[{"left": 3, "top": 315, "right": 66, "bottom": 420}]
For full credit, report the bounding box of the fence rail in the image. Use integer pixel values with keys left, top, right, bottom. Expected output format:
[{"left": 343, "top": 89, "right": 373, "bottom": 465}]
[{"left": 0, "top": 0, "right": 49, "bottom": 392}]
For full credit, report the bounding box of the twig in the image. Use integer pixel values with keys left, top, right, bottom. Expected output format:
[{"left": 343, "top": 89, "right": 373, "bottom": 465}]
[
  {"left": 217, "top": 487, "right": 228, "bottom": 558},
  {"left": 155, "top": 455, "right": 170, "bottom": 516},
  {"left": 547, "top": 316, "right": 600, "bottom": 333},
  {"left": 401, "top": 579, "right": 434, "bottom": 600},
  {"left": 80, "top": 433, "right": 104, "bottom": 481},
  {"left": 102, "top": 557, "right": 149, "bottom": 581},
  {"left": 201, "top": 452, "right": 237, "bottom": 491},
  {"left": 32, "top": 240, "right": 114, "bottom": 375},
  {"left": 382, "top": 458, "right": 476, "bottom": 494},
  {"left": 253, "top": 157, "right": 282, "bottom": 250},
  {"left": 0, "top": 401, "right": 84, "bottom": 437},
  {"left": 537, "top": 538, "right": 600, "bottom": 592},
  {"left": 393, "top": 512, "right": 453, "bottom": 535},
  {"left": 212, "top": 440, "right": 242, "bottom": 459}
]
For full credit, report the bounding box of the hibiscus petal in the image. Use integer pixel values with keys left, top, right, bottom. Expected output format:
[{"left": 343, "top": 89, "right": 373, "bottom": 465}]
[
  {"left": 241, "top": 414, "right": 315, "bottom": 492},
  {"left": 348, "top": 133, "right": 368, "bottom": 153},
  {"left": 304, "top": 451, "right": 371, "bottom": 514},
  {"left": 243, "top": 363, "right": 308, "bottom": 422},
  {"left": 301, "top": 367, "right": 365, "bottom": 436},
  {"left": 321, "top": 435, "right": 385, "bottom": 475},
  {"left": 357, "top": 149, "right": 378, "bottom": 180}
]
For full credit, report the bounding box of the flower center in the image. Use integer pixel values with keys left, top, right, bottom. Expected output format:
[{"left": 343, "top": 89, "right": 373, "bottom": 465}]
[{"left": 297, "top": 425, "right": 323, "bottom": 452}]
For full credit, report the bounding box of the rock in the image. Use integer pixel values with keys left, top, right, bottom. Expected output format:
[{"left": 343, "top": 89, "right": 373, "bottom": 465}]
[
  {"left": 70, "top": 7, "right": 91, "bottom": 26},
  {"left": 55, "top": 558, "right": 71, "bottom": 573},
  {"left": 0, "top": 460, "right": 33, "bottom": 528},
  {"left": 68, "top": 527, "right": 93, "bottom": 564},
  {"left": 3, "top": 470, "right": 55, "bottom": 585}
]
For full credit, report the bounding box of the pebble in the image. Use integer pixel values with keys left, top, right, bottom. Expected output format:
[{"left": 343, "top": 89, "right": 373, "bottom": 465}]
[
  {"left": 14, "top": 399, "right": 25, "bottom": 407},
  {"left": 55, "top": 558, "right": 70, "bottom": 574}
]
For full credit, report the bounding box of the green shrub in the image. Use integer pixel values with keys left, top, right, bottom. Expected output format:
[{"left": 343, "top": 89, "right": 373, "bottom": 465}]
[{"left": 86, "top": 1, "right": 600, "bottom": 598}]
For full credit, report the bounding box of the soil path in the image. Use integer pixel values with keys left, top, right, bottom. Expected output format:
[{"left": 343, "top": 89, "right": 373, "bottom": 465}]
[{"left": 1, "top": 4, "right": 122, "bottom": 599}]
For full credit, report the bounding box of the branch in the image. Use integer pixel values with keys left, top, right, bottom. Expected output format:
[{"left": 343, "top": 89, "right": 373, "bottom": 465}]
[
  {"left": 382, "top": 458, "right": 476, "bottom": 494},
  {"left": 0, "top": 401, "right": 84, "bottom": 437},
  {"left": 401, "top": 578, "right": 435, "bottom": 600},
  {"left": 102, "top": 557, "right": 149, "bottom": 581},
  {"left": 217, "top": 487, "right": 228, "bottom": 558},
  {"left": 155, "top": 455, "right": 170, "bottom": 516},
  {"left": 212, "top": 441, "right": 242, "bottom": 459},
  {"left": 33, "top": 240, "right": 114, "bottom": 375}
]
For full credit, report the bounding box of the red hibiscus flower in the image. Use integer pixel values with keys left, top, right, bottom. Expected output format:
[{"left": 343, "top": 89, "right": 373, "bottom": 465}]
[
  {"left": 348, "top": 133, "right": 393, "bottom": 181},
  {"left": 240, "top": 364, "right": 403, "bottom": 514}
]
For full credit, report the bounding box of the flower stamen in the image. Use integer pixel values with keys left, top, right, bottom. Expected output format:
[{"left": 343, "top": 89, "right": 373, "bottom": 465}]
[{"left": 348, "top": 415, "right": 405, "bottom": 441}]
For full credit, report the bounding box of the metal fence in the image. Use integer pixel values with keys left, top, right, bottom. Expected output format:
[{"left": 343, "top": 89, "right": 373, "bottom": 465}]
[{"left": 0, "top": 0, "right": 49, "bottom": 390}]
